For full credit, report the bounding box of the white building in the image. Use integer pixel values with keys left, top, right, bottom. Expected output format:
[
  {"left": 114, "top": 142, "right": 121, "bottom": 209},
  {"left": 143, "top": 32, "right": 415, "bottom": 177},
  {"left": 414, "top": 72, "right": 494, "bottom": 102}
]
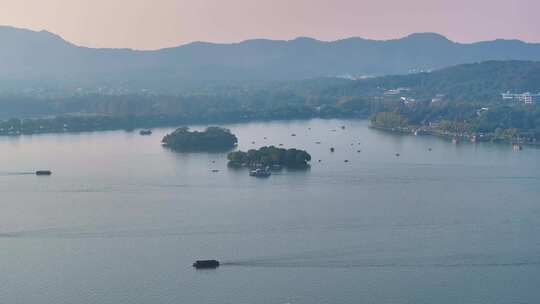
[
  {"left": 502, "top": 91, "right": 540, "bottom": 104},
  {"left": 384, "top": 87, "right": 410, "bottom": 96}
]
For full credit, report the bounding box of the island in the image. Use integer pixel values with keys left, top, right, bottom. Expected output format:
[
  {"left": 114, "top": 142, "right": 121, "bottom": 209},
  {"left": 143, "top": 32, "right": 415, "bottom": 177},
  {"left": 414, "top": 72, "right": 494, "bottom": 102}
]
[
  {"left": 162, "top": 126, "right": 238, "bottom": 151},
  {"left": 227, "top": 146, "right": 311, "bottom": 169}
]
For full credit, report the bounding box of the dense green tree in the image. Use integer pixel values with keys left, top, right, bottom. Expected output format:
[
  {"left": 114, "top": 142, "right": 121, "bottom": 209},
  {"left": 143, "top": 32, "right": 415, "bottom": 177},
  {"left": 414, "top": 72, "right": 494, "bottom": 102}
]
[
  {"left": 228, "top": 146, "right": 311, "bottom": 168},
  {"left": 162, "top": 127, "right": 238, "bottom": 151}
]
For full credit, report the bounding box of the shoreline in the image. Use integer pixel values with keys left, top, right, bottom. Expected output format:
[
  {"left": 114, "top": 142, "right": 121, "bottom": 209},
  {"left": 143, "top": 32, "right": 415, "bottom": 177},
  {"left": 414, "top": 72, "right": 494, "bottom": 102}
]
[
  {"left": 369, "top": 124, "right": 540, "bottom": 147},
  {"left": 2, "top": 114, "right": 538, "bottom": 148},
  {"left": 0, "top": 114, "right": 366, "bottom": 137},
  {"left": 0, "top": 116, "right": 368, "bottom": 138}
]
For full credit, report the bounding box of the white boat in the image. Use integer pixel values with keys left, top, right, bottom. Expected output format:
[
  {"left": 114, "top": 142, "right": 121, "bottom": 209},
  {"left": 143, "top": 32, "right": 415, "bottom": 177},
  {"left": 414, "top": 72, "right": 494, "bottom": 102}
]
[{"left": 249, "top": 168, "right": 271, "bottom": 178}]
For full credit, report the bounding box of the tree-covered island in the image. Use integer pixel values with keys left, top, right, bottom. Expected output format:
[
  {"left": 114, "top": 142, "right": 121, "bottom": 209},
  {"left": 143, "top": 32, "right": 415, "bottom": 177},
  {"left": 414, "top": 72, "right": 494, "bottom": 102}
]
[
  {"left": 162, "top": 126, "right": 238, "bottom": 151},
  {"left": 227, "top": 146, "right": 311, "bottom": 169}
]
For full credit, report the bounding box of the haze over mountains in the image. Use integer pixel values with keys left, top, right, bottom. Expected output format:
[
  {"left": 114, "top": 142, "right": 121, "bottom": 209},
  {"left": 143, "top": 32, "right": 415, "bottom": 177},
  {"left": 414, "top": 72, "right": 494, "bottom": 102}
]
[{"left": 1, "top": 25, "right": 540, "bottom": 93}]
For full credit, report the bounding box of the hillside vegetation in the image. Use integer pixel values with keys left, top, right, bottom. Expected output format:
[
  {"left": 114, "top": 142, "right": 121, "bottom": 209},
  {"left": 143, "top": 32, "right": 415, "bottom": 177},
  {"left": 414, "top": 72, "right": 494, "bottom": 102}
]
[{"left": 1, "top": 60, "right": 539, "bottom": 142}]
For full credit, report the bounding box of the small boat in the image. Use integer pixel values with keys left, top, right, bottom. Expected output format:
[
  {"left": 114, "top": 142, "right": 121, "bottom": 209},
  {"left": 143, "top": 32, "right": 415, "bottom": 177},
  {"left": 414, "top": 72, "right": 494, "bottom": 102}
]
[
  {"left": 291, "top": 134, "right": 296, "bottom": 137},
  {"left": 36, "top": 170, "right": 52, "bottom": 176},
  {"left": 249, "top": 168, "right": 271, "bottom": 178},
  {"left": 357, "top": 150, "right": 361, "bottom": 153},
  {"left": 315, "top": 141, "right": 321, "bottom": 144},
  {"left": 344, "top": 160, "right": 349, "bottom": 163},
  {"left": 330, "top": 147, "right": 335, "bottom": 152},
  {"left": 193, "top": 260, "right": 220, "bottom": 269},
  {"left": 139, "top": 129, "right": 152, "bottom": 136},
  {"left": 211, "top": 169, "right": 219, "bottom": 173},
  {"left": 428, "top": 148, "right": 432, "bottom": 151},
  {"left": 395, "top": 153, "right": 400, "bottom": 157},
  {"left": 341, "top": 126, "right": 346, "bottom": 130}
]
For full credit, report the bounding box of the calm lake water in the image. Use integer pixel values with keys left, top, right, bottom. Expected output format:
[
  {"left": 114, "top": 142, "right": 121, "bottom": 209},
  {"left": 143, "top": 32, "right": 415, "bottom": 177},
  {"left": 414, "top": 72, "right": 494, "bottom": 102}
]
[{"left": 0, "top": 119, "right": 539, "bottom": 304}]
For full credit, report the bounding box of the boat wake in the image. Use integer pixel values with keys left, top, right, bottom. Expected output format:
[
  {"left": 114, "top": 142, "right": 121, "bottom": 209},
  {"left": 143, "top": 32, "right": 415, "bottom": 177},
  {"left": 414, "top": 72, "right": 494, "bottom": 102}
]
[
  {"left": 3, "top": 227, "right": 539, "bottom": 269},
  {"left": 221, "top": 247, "right": 540, "bottom": 269},
  {"left": 222, "top": 260, "right": 540, "bottom": 269},
  {"left": 0, "top": 171, "right": 35, "bottom": 176}
]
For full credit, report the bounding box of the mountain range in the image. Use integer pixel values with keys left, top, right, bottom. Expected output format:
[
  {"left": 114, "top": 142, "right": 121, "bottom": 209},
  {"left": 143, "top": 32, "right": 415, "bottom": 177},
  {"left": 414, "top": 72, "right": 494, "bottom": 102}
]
[{"left": 1, "top": 26, "right": 540, "bottom": 93}]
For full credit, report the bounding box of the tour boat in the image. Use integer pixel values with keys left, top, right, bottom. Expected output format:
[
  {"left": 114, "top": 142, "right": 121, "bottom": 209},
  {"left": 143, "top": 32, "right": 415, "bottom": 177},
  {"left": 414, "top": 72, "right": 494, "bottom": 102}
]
[
  {"left": 193, "top": 260, "right": 220, "bottom": 269},
  {"left": 249, "top": 168, "right": 271, "bottom": 177},
  {"left": 36, "top": 170, "right": 52, "bottom": 176}
]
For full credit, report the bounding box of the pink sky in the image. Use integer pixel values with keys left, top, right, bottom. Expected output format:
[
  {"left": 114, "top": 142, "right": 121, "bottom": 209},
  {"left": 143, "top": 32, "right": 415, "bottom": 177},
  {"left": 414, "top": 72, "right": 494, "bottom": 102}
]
[{"left": 1, "top": 0, "right": 539, "bottom": 49}]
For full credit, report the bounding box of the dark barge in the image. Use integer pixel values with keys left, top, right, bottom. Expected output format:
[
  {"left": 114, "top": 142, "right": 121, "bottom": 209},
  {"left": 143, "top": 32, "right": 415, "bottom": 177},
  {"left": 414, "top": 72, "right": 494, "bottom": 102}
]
[
  {"left": 193, "top": 260, "right": 220, "bottom": 269},
  {"left": 35, "top": 170, "right": 52, "bottom": 176}
]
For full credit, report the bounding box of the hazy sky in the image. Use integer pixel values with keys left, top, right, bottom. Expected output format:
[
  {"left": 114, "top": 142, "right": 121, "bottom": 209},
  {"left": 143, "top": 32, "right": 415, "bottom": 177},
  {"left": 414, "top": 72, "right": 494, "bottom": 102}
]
[{"left": 1, "top": 0, "right": 539, "bottom": 49}]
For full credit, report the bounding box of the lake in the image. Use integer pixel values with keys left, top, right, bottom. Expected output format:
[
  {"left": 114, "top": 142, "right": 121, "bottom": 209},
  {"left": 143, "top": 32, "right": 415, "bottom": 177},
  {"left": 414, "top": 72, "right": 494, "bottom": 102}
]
[{"left": 0, "top": 119, "right": 539, "bottom": 304}]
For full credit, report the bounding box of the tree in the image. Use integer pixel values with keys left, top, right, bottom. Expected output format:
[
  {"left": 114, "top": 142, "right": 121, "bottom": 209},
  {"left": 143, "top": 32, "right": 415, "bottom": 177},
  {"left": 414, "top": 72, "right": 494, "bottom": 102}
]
[{"left": 162, "top": 127, "right": 238, "bottom": 151}]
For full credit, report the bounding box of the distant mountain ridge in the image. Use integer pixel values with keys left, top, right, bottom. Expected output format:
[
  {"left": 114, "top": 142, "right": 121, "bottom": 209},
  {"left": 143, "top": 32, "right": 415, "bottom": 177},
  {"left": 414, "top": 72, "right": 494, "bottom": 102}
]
[{"left": 1, "top": 26, "right": 540, "bottom": 93}]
